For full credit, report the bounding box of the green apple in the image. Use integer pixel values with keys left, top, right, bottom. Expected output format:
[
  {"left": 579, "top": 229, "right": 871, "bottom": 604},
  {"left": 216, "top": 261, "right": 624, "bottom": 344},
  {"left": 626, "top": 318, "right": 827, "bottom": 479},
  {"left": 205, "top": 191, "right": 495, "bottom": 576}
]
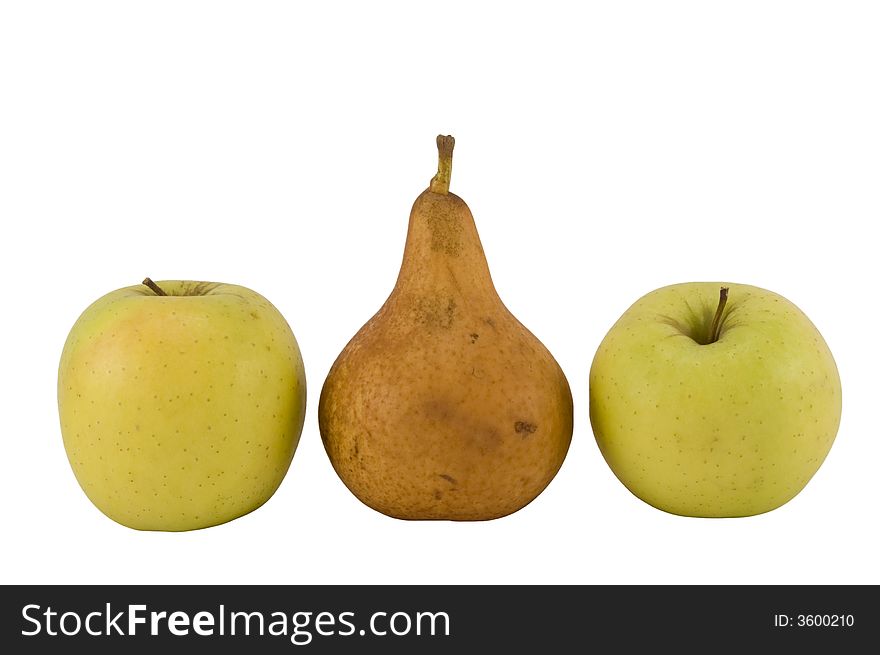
[
  {"left": 590, "top": 282, "right": 841, "bottom": 517},
  {"left": 58, "top": 279, "right": 306, "bottom": 531}
]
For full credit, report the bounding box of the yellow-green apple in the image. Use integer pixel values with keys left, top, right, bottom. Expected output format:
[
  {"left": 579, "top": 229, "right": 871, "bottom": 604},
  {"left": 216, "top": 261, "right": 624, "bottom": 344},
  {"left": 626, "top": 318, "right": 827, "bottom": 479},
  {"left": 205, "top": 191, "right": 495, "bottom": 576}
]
[
  {"left": 590, "top": 282, "right": 841, "bottom": 517},
  {"left": 58, "top": 279, "right": 306, "bottom": 530}
]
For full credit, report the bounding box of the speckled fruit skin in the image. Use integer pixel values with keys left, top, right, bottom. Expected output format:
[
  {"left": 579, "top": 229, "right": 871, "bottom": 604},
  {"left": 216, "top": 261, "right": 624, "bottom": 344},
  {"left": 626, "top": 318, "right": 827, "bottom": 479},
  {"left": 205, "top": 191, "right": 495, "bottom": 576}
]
[
  {"left": 319, "top": 176, "right": 573, "bottom": 521},
  {"left": 58, "top": 281, "right": 306, "bottom": 531},
  {"left": 590, "top": 282, "right": 841, "bottom": 517}
]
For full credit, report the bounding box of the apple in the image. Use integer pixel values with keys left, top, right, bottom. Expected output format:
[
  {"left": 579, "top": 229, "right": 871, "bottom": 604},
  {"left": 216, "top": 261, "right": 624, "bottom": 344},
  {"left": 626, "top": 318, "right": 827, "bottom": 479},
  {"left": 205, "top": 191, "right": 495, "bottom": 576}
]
[
  {"left": 58, "top": 278, "right": 306, "bottom": 530},
  {"left": 589, "top": 282, "right": 841, "bottom": 517}
]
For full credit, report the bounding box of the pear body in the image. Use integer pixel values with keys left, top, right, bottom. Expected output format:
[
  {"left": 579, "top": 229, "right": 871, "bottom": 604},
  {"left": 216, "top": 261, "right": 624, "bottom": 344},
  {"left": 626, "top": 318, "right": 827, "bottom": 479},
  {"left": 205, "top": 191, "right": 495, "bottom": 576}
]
[{"left": 319, "top": 188, "right": 573, "bottom": 520}]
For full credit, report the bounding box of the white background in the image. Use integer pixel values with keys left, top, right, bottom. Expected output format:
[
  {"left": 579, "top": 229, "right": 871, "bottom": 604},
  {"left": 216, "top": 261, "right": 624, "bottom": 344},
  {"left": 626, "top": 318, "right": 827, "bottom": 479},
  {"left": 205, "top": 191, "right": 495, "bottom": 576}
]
[{"left": 1, "top": 1, "right": 878, "bottom": 585}]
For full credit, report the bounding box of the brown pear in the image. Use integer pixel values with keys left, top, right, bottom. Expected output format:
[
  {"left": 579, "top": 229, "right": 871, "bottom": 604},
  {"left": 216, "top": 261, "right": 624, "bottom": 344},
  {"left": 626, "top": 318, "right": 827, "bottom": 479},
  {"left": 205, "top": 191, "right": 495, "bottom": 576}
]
[{"left": 319, "top": 135, "right": 573, "bottom": 520}]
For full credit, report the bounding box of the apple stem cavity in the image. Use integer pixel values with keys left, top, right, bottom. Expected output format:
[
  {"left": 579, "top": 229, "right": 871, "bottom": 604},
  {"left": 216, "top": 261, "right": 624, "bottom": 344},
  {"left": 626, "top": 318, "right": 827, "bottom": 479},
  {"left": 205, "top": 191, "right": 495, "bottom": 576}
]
[
  {"left": 429, "top": 135, "right": 455, "bottom": 195},
  {"left": 708, "top": 287, "right": 729, "bottom": 344},
  {"left": 142, "top": 277, "right": 167, "bottom": 297}
]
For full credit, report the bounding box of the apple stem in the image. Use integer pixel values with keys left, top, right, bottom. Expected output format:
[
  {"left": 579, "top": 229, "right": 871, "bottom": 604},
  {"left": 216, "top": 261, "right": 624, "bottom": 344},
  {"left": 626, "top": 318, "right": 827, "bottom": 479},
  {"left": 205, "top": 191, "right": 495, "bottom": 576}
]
[
  {"left": 142, "top": 277, "right": 167, "bottom": 296},
  {"left": 708, "top": 287, "right": 729, "bottom": 344},
  {"left": 429, "top": 135, "right": 455, "bottom": 195}
]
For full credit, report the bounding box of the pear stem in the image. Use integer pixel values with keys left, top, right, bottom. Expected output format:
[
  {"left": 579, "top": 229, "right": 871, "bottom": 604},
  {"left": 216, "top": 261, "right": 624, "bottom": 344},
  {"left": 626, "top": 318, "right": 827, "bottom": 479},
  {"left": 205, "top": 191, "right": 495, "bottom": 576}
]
[
  {"left": 142, "top": 277, "right": 167, "bottom": 296},
  {"left": 708, "top": 287, "right": 729, "bottom": 344},
  {"left": 429, "top": 135, "right": 455, "bottom": 195}
]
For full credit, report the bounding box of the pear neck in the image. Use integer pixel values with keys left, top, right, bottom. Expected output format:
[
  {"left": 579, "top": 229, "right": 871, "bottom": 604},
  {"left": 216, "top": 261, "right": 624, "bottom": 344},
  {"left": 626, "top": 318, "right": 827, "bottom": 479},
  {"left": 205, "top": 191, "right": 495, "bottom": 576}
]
[{"left": 394, "top": 190, "right": 496, "bottom": 301}]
